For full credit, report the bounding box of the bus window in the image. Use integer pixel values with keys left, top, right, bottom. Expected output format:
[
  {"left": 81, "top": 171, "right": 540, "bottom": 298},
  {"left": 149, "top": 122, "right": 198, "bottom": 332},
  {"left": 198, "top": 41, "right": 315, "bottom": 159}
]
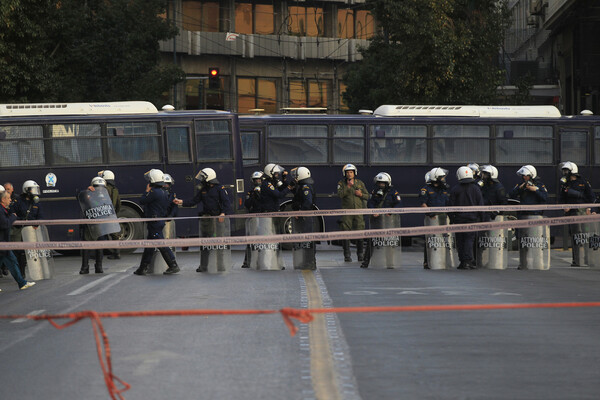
[
  {"left": 106, "top": 122, "right": 159, "bottom": 163},
  {"left": 369, "top": 125, "right": 426, "bottom": 164},
  {"left": 0, "top": 125, "right": 45, "bottom": 168},
  {"left": 166, "top": 126, "right": 191, "bottom": 163},
  {"left": 496, "top": 125, "right": 553, "bottom": 165},
  {"left": 51, "top": 123, "right": 102, "bottom": 165},
  {"left": 333, "top": 125, "right": 364, "bottom": 164},
  {"left": 594, "top": 127, "right": 600, "bottom": 165},
  {"left": 195, "top": 120, "right": 232, "bottom": 160},
  {"left": 433, "top": 125, "right": 489, "bottom": 164},
  {"left": 241, "top": 131, "right": 260, "bottom": 166},
  {"left": 267, "top": 125, "right": 328, "bottom": 164},
  {"left": 560, "top": 131, "right": 587, "bottom": 166}
]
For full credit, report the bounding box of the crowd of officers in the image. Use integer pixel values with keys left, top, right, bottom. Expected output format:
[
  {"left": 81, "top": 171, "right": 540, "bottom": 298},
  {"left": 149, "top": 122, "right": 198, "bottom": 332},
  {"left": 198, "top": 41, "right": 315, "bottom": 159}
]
[{"left": 0, "top": 161, "right": 594, "bottom": 287}]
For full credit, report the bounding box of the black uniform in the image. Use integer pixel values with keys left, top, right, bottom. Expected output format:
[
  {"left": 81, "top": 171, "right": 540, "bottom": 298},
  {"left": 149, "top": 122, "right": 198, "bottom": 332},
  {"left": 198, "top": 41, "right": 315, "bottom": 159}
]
[
  {"left": 509, "top": 178, "right": 548, "bottom": 216},
  {"left": 10, "top": 194, "right": 43, "bottom": 278},
  {"left": 559, "top": 175, "right": 594, "bottom": 266},
  {"left": 449, "top": 181, "right": 484, "bottom": 269},
  {"left": 291, "top": 179, "right": 316, "bottom": 270},
  {"left": 259, "top": 178, "right": 289, "bottom": 212}
]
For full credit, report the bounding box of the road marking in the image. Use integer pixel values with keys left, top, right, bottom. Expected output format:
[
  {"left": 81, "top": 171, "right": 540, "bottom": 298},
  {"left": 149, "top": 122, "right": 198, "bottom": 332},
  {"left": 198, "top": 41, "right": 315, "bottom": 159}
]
[
  {"left": 11, "top": 309, "right": 46, "bottom": 324},
  {"left": 68, "top": 274, "right": 123, "bottom": 296}
]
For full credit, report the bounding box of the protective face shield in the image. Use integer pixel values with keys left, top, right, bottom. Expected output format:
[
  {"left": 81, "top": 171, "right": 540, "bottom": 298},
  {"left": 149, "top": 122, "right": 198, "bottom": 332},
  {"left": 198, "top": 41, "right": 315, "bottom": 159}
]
[
  {"left": 467, "top": 163, "right": 480, "bottom": 177},
  {"left": 425, "top": 171, "right": 432, "bottom": 184},
  {"left": 251, "top": 171, "right": 263, "bottom": 187},
  {"left": 263, "top": 163, "right": 276, "bottom": 178},
  {"left": 430, "top": 167, "right": 448, "bottom": 184},
  {"left": 374, "top": 172, "right": 392, "bottom": 185},
  {"left": 91, "top": 177, "right": 106, "bottom": 187},
  {"left": 517, "top": 165, "right": 537, "bottom": 180},
  {"left": 144, "top": 169, "right": 165, "bottom": 185},
  {"left": 270, "top": 165, "right": 285, "bottom": 181},
  {"left": 480, "top": 165, "right": 498, "bottom": 181},
  {"left": 342, "top": 164, "right": 357, "bottom": 177},
  {"left": 98, "top": 170, "right": 115, "bottom": 184},
  {"left": 195, "top": 167, "right": 219, "bottom": 184},
  {"left": 22, "top": 180, "right": 40, "bottom": 203},
  {"left": 456, "top": 166, "right": 475, "bottom": 182},
  {"left": 163, "top": 174, "right": 174, "bottom": 185},
  {"left": 560, "top": 161, "right": 578, "bottom": 176}
]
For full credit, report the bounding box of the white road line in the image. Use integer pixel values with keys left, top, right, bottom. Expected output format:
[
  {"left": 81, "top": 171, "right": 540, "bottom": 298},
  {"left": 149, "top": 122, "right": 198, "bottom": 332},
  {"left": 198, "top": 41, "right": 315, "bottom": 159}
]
[
  {"left": 68, "top": 274, "right": 120, "bottom": 296},
  {"left": 11, "top": 309, "right": 46, "bottom": 324}
]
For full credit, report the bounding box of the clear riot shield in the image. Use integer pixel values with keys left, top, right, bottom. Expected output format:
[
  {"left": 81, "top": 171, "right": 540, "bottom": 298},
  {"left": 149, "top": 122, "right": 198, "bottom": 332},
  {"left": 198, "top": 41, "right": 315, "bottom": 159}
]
[
  {"left": 149, "top": 220, "right": 177, "bottom": 275},
  {"left": 518, "top": 215, "right": 550, "bottom": 270},
  {"left": 21, "top": 226, "right": 54, "bottom": 280},
  {"left": 476, "top": 215, "right": 508, "bottom": 270},
  {"left": 245, "top": 217, "right": 285, "bottom": 271},
  {"left": 368, "top": 214, "right": 401, "bottom": 269},
  {"left": 78, "top": 187, "right": 120, "bottom": 239},
  {"left": 291, "top": 217, "right": 317, "bottom": 270},
  {"left": 569, "top": 209, "right": 589, "bottom": 267},
  {"left": 199, "top": 218, "right": 232, "bottom": 273},
  {"left": 586, "top": 222, "right": 600, "bottom": 269},
  {"left": 424, "top": 214, "right": 457, "bottom": 270}
]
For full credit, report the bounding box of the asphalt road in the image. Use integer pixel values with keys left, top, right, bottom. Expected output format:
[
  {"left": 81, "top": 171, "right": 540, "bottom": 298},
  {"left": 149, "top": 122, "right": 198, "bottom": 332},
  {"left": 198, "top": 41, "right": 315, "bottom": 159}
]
[{"left": 1, "top": 246, "right": 600, "bottom": 400}]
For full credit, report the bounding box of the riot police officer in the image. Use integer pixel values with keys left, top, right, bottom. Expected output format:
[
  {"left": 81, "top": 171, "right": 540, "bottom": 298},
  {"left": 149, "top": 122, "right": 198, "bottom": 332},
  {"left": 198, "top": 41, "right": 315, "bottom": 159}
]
[
  {"left": 163, "top": 174, "right": 178, "bottom": 218},
  {"left": 418, "top": 167, "right": 450, "bottom": 269},
  {"left": 479, "top": 165, "right": 507, "bottom": 217},
  {"left": 259, "top": 164, "right": 290, "bottom": 213},
  {"left": 98, "top": 170, "right": 122, "bottom": 260},
  {"left": 241, "top": 171, "right": 264, "bottom": 268},
  {"left": 361, "top": 172, "right": 402, "bottom": 268},
  {"left": 449, "top": 167, "right": 484, "bottom": 269},
  {"left": 174, "top": 167, "right": 232, "bottom": 272},
  {"left": 133, "top": 169, "right": 179, "bottom": 276},
  {"left": 80, "top": 177, "right": 109, "bottom": 274},
  {"left": 558, "top": 161, "right": 594, "bottom": 266},
  {"left": 509, "top": 165, "right": 548, "bottom": 216},
  {"left": 291, "top": 167, "right": 317, "bottom": 270},
  {"left": 467, "top": 163, "right": 481, "bottom": 184},
  {"left": 337, "top": 164, "right": 368, "bottom": 262},
  {"left": 11, "top": 180, "right": 43, "bottom": 278}
]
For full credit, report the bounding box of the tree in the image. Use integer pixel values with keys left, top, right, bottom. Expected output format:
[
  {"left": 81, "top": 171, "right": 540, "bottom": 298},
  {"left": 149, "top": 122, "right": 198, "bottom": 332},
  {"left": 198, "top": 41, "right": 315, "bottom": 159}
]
[
  {"left": 343, "top": 0, "right": 511, "bottom": 112},
  {"left": 0, "top": 0, "right": 183, "bottom": 105}
]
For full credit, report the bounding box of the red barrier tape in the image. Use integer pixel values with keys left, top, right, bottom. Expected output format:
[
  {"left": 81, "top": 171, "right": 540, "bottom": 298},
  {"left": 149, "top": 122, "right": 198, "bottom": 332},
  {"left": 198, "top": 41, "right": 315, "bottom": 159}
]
[{"left": 2, "top": 302, "right": 600, "bottom": 399}]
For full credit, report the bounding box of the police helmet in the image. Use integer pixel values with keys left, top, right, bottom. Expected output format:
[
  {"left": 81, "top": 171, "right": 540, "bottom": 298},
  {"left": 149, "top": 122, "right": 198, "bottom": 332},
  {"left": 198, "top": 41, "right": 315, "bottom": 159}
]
[
  {"left": 560, "top": 161, "right": 578, "bottom": 175},
  {"left": 425, "top": 170, "right": 432, "bottom": 184},
  {"left": 430, "top": 167, "right": 448, "bottom": 183},
  {"left": 467, "top": 163, "right": 480, "bottom": 177},
  {"left": 0, "top": 185, "right": 5, "bottom": 194},
  {"left": 293, "top": 167, "right": 311, "bottom": 181},
  {"left": 251, "top": 171, "right": 264, "bottom": 181},
  {"left": 456, "top": 166, "right": 475, "bottom": 183},
  {"left": 517, "top": 165, "right": 537, "bottom": 179},
  {"left": 163, "top": 174, "right": 174, "bottom": 185},
  {"left": 98, "top": 170, "right": 115, "bottom": 184},
  {"left": 342, "top": 164, "right": 357, "bottom": 176},
  {"left": 374, "top": 172, "right": 392, "bottom": 186},
  {"left": 263, "top": 163, "right": 276, "bottom": 178},
  {"left": 22, "top": 180, "right": 41, "bottom": 196},
  {"left": 144, "top": 169, "right": 165, "bottom": 185},
  {"left": 480, "top": 165, "right": 499, "bottom": 180},
  {"left": 196, "top": 167, "right": 219, "bottom": 184},
  {"left": 91, "top": 177, "right": 106, "bottom": 187}
]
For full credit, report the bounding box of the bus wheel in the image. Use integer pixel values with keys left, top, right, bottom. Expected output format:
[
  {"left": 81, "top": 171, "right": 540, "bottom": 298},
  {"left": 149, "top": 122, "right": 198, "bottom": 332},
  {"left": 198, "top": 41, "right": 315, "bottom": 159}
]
[{"left": 115, "top": 206, "right": 145, "bottom": 254}]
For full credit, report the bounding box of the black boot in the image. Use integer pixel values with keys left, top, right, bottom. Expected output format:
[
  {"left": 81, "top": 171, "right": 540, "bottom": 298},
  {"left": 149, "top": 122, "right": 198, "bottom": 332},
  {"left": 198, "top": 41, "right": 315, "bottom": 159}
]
[
  {"left": 133, "top": 263, "right": 149, "bottom": 276},
  {"left": 163, "top": 259, "right": 180, "bottom": 275},
  {"left": 79, "top": 264, "right": 89, "bottom": 274},
  {"left": 94, "top": 250, "right": 103, "bottom": 273},
  {"left": 80, "top": 250, "right": 90, "bottom": 274},
  {"left": 343, "top": 241, "right": 351, "bottom": 262},
  {"left": 356, "top": 240, "right": 364, "bottom": 262}
]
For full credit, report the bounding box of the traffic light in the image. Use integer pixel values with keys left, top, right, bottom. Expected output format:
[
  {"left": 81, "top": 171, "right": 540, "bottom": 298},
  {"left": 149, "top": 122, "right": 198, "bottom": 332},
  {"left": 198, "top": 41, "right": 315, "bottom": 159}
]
[{"left": 208, "top": 67, "right": 220, "bottom": 89}]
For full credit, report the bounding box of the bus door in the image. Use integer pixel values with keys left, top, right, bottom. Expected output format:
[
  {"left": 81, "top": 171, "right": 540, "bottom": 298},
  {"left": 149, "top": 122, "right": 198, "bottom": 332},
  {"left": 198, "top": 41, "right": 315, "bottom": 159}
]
[{"left": 240, "top": 129, "right": 262, "bottom": 175}]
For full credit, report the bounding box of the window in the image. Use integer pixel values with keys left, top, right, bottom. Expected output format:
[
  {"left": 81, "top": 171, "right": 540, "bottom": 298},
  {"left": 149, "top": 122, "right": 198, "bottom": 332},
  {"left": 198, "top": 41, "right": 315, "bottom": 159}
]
[
  {"left": 195, "top": 120, "right": 232, "bottom": 160},
  {"left": 267, "top": 125, "right": 328, "bottom": 164},
  {"left": 560, "top": 131, "right": 587, "bottom": 166},
  {"left": 238, "top": 78, "right": 277, "bottom": 114},
  {"left": 166, "top": 127, "right": 191, "bottom": 163},
  {"left": 0, "top": 125, "right": 45, "bottom": 167},
  {"left": 338, "top": 9, "right": 354, "bottom": 39},
  {"left": 370, "top": 125, "right": 427, "bottom": 164},
  {"left": 433, "top": 125, "right": 489, "bottom": 163},
  {"left": 496, "top": 125, "right": 553, "bottom": 164},
  {"left": 107, "top": 122, "right": 160, "bottom": 163},
  {"left": 333, "top": 125, "right": 364, "bottom": 164},
  {"left": 235, "top": 3, "right": 274, "bottom": 35},
  {"left": 51, "top": 124, "right": 102, "bottom": 165},
  {"left": 182, "top": 1, "right": 219, "bottom": 32},
  {"left": 356, "top": 10, "right": 375, "bottom": 39},
  {"left": 288, "top": 6, "right": 324, "bottom": 37},
  {"left": 241, "top": 131, "right": 260, "bottom": 166},
  {"left": 289, "top": 79, "right": 329, "bottom": 108},
  {"left": 235, "top": 3, "right": 253, "bottom": 34}
]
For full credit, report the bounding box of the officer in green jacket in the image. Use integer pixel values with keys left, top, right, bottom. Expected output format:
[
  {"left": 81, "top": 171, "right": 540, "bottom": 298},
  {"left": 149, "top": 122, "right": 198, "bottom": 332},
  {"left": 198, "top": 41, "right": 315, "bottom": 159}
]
[{"left": 337, "top": 164, "right": 368, "bottom": 262}]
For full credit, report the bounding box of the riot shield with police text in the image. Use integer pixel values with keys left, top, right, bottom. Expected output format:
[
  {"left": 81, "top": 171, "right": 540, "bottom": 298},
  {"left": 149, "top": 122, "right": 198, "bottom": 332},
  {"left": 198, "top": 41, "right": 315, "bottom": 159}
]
[
  {"left": 22, "top": 225, "right": 54, "bottom": 280},
  {"left": 367, "top": 214, "right": 401, "bottom": 269},
  {"left": 78, "top": 187, "right": 120, "bottom": 240},
  {"left": 199, "top": 218, "right": 232, "bottom": 273},
  {"left": 585, "top": 222, "right": 600, "bottom": 269},
  {"left": 149, "top": 220, "right": 177, "bottom": 274},
  {"left": 292, "top": 217, "right": 317, "bottom": 270},
  {"left": 476, "top": 215, "right": 508, "bottom": 270},
  {"left": 518, "top": 215, "right": 550, "bottom": 270},
  {"left": 424, "top": 214, "right": 457, "bottom": 270},
  {"left": 569, "top": 208, "right": 589, "bottom": 267},
  {"left": 246, "top": 217, "right": 285, "bottom": 270}
]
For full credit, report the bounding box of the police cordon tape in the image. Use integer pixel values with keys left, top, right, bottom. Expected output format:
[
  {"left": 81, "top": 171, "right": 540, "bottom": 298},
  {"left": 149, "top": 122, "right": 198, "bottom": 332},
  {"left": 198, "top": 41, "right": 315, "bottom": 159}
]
[
  {"left": 11, "top": 203, "right": 600, "bottom": 226},
  {"left": 3, "top": 302, "right": 600, "bottom": 400},
  {"left": 2, "top": 212, "right": 600, "bottom": 251}
]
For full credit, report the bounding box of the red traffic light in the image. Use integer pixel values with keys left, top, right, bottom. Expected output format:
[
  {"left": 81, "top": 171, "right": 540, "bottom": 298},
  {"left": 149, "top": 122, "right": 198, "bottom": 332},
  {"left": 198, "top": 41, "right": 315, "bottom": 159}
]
[{"left": 209, "top": 68, "right": 219, "bottom": 77}]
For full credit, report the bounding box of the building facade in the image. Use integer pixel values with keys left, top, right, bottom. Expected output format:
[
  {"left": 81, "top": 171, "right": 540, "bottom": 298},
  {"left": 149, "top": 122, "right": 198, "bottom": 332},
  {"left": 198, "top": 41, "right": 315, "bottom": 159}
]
[{"left": 159, "top": 0, "right": 375, "bottom": 113}]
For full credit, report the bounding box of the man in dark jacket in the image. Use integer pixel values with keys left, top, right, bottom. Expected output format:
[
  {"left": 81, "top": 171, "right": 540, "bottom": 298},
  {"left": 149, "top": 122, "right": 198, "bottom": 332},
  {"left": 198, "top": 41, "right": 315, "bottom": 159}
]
[{"left": 449, "top": 167, "right": 484, "bottom": 270}]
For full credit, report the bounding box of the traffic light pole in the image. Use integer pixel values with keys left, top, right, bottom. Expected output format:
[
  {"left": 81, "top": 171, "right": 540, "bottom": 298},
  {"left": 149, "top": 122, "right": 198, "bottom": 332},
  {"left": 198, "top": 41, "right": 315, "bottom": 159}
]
[{"left": 186, "top": 77, "right": 208, "bottom": 109}]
